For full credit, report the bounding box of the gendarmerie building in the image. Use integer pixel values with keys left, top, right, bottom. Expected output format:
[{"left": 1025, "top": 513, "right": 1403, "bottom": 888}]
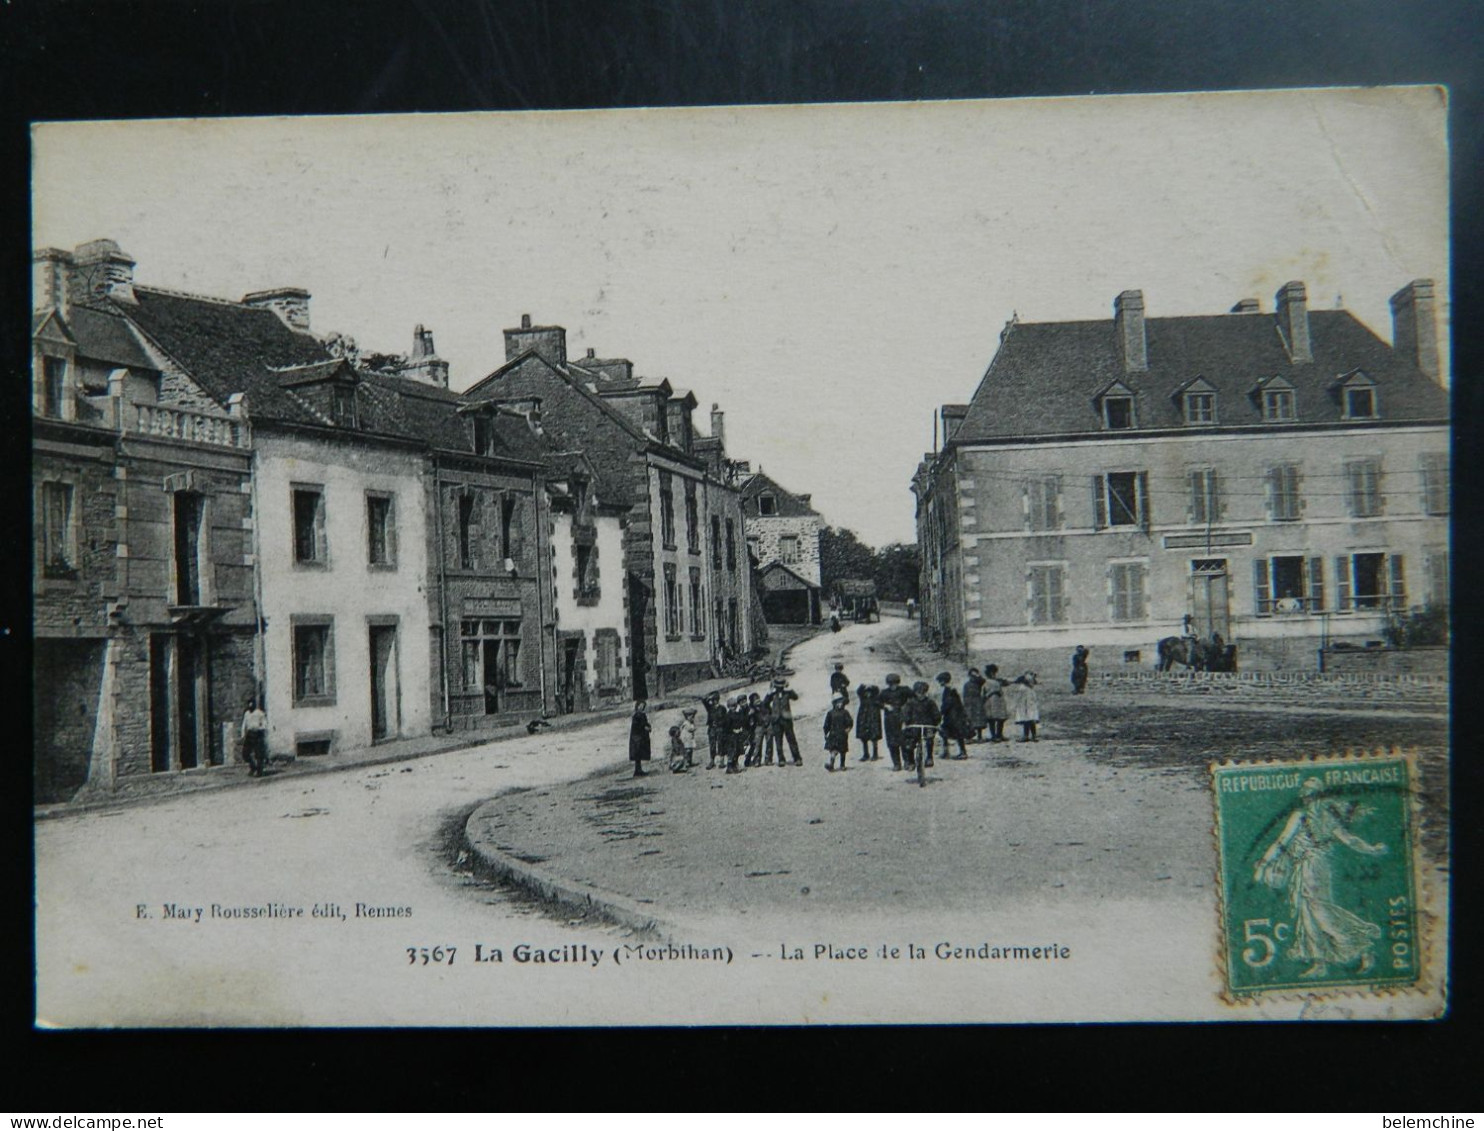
[{"left": 914, "top": 280, "right": 1448, "bottom": 670}]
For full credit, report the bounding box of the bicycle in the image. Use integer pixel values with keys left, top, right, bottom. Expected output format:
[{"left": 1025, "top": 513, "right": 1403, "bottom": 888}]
[{"left": 904, "top": 723, "right": 939, "bottom": 788}]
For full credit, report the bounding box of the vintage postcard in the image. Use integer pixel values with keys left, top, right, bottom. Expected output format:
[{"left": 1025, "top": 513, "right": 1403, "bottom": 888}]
[{"left": 31, "top": 86, "right": 1448, "bottom": 1025}]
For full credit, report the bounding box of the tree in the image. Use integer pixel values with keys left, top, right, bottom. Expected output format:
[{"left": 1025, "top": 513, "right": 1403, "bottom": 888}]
[{"left": 819, "top": 526, "right": 875, "bottom": 592}]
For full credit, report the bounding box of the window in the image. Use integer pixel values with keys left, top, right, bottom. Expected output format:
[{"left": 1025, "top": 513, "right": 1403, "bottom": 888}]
[
  {"left": 41, "top": 481, "right": 76, "bottom": 578},
  {"left": 1344, "top": 386, "right": 1377, "bottom": 420},
  {"left": 460, "top": 618, "right": 523, "bottom": 702},
  {"left": 684, "top": 479, "right": 700, "bottom": 553},
  {"left": 292, "top": 486, "right": 327, "bottom": 564},
  {"left": 1334, "top": 552, "right": 1404, "bottom": 612},
  {"left": 779, "top": 534, "right": 801, "bottom": 563},
  {"left": 758, "top": 494, "right": 778, "bottom": 516},
  {"left": 172, "top": 491, "right": 206, "bottom": 604},
  {"left": 472, "top": 415, "right": 494, "bottom": 456},
  {"left": 663, "top": 563, "right": 680, "bottom": 637},
  {"left": 689, "top": 567, "right": 704, "bottom": 636},
  {"left": 366, "top": 493, "right": 396, "bottom": 567},
  {"left": 1094, "top": 471, "right": 1149, "bottom": 529},
  {"left": 1025, "top": 475, "right": 1062, "bottom": 532},
  {"left": 711, "top": 515, "right": 722, "bottom": 563},
  {"left": 727, "top": 597, "right": 739, "bottom": 650},
  {"left": 595, "top": 630, "right": 620, "bottom": 689},
  {"left": 501, "top": 495, "right": 522, "bottom": 564},
  {"left": 1027, "top": 564, "right": 1067, "bottom": 625},
  {"left": 456, "top": 491, "right": 478, "bottom": 570},
  {"left": 1183, "top": 391, "right": 1216, "bottom": 424},
  {"left": 1255, "top": 556, "right": 1323, "bottom": 615},
  {"left": 41, "top": 356, "right": 66, "bottom": 419},
  {"left": 1267, "top": 465, "right": 1302, "bottom": 522},
  {"left": 1426, "top": 551, "right": 1449, "bottom": 609},
  {"left": 331, "top": 385, "right": 358, "bottom": 428},
  {"left": 1109, "top": 562, "right": 1147, "bottom": 621},
  {"left": 1189, "top": 468, "right": 1220, "bottom": 525},
  {"left": 659, "top": 472, "right": 676, "bottom": 548},
  {"left": 1346, "top": 459, "right": 1383, "bottom": 518},
  {"left": 1420, "top": 452, "right": 1449, "bottom": 515},
  {"left": 1102, "top": 396, "right": 1135, "bottom": 430},
  {"left": 575, "top": 543, "right": 598, "bottom": 601},
  {"left": 1262, "top": 388, "right": 1297, "bottom": 422},
  {"left": 726, "top": 518, "right": 737, "bottom": 572},
  {"left": 292, "top": 620, "right": 335, "bottom": 705}
]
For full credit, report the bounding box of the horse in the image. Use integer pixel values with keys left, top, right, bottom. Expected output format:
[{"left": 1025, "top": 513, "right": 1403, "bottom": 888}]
[{"left": 1157, "top": 635, "right": 1238, "bottom": 673}]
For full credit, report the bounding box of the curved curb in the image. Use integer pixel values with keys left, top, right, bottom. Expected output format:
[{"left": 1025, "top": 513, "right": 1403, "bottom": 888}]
[{"left": 462, "top": 797, "right": 678, "bottom": 940}]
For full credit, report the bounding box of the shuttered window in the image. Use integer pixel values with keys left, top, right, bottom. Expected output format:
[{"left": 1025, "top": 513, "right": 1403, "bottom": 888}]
[
  {"left": 1420, "top": 452, "right": 1449, "bottom": 515},
  {"left": 1025, "top": 475, "right": 1062, "bottom": 531},
  {"left": 1027, "top": 565, "right": 1067, "bottom": 625},
  {"left": 1190, "top": 468, "right": 1220, "bottom": 525},
  {"left": 1267, "top": 465, "right": 1301, "bottom": 521},
  {"left": 1094, "top": 472, "right": 1148, "bottom": 529},
  {"left": 366, "top": 492, "right": 397, "bottom": 567},
  {"left": 1109, "top": 562, "right": 1147, "bottom": 621},
  {"left": 1346, "top": 459, "right": 1383, "bottom": 518}
]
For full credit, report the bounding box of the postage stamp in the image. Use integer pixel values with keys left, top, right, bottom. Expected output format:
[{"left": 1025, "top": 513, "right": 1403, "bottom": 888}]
[{"left": 1212, "top": 751, "right": 1423, "bottom": 1000}]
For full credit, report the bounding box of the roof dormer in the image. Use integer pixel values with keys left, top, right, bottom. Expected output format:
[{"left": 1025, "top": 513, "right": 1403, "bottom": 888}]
[
  {"left": 1172, "top": 375, "right": 1218, "bottom": 425},
  {"left": 1253, "top": 374, "right": 1298, "bottom": 423},
  {"left": 1094, "top": 378, "right": 1138, "bottom": 430},
  {"left": 1335, "top": 369, "right": 1380, "bottom": 421}
]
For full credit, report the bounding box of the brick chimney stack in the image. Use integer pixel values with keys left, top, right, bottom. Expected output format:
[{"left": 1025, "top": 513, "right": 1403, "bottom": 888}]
[
  {"left": 402, "top": 324, "right": 451, "bottom": 388},
  {"left": 1275, "top": 281, "right": 1312, "bottom": 363},
  {"left": 70, "top": 239, "right": 137, "bottom": 305},
  {"left": 710, "top": 403, "right": 725, "bottom": 447},
  {"left": 504, "top": 314, "right": 567, "bottom": 366},
  {"left": 33, "top": 248, "right": 72, "bottom": 313},
  {"left": 1390, "top": 279, "right": 1440, "bottom": 382},
  {"left": 243, "top": 287, "right": 312, "bottom": 333},
  {"left": 1113, "top": 290, "right": 1147, "bottom": 372}
]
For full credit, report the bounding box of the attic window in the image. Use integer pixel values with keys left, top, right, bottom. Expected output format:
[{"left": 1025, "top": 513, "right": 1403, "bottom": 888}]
[
  {"left": 758, "top": 494, "right": 778, "bottom": 516},
  {"left": 331, "top": 385, "right": 358, "bottom": 428},
  {"left": 1261, "top": 386, "right": 1297, "bottom": 422},
  {"left": 472, "top": 415, "right": 495, "bottom": 456},
  {"left": 1102, "top": 396, "right": 1135, "bottom": 430},
  {"left": 1344, "top": 386, "right": 1377, "bottom": 420},
  {"left": 1183, "top": 392, "right": 1216, "bottom": 425}
]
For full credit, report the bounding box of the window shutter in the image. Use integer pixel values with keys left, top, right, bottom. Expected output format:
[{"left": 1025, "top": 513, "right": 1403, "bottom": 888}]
[
  {"left": 1253, "top": 559, "right": 1271, "bottom": 615},
  {"left": 323, "top": 623, "right": 337, "bottom": 699},
  {"left": 1264, "top": 467, "right": 1277, "bottom": 520},
  {"left": 1138, "top": 471, "right": 1151, "bottom": 528},
  {"left": 386, "top": 497, "right": 398, "bottom": 565},
  {"left": 1212, "top": 469, "right": 1225, "bottom": 520},
  {"left": 1307, "top": 556, "right": 1324, "bottom": 612},
  {"left": 1335, "top": 555, "right": 1352, "bottom": 612},
  {"left": 1053, "top": 476, "right": 1065, "bottom": 530},
  {"left": 1389, "top": 554, "right": 1407, "bottom": 609},
  {"left": 1052, "top": 567, "right": 1066, "bottom": 623},
  {"left": 1021, "top": 481, "right": 1031, "bottom": 531},
  {"left": 1185, "top": 470, "right": 1196, "bottom": 525},
  {"left": 314, "top": 495, "right": 328, "bottom": 563},
  {"left": 1137, "top": 562, "right": 1148, "bottom": 619},
  {"left": 1093, "top": 475, "right": 1106, "bottom": 529},
  {"left": 1294, "top": 466, "right": 1305, "bottom": 516}
]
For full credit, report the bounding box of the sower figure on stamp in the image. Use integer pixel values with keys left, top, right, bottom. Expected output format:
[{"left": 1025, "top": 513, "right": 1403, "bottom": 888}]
[
  {"left": 1254, "top": 777, "right": 1388, "bottom": 979},
  {"left": 855, "top": 683, "right": 883, "bottom": 762},
  {"left": 768, "top": 677, "right": 802, "bottom": 766},
  {"left": 937, "top": 671, "right": 970, "bottom": 760},
  {"left": 240, "top": 696, "right": 268, "bottom": 777},
  {"left": 878, "top": 672, "right": 911, "bottom": 770},
  {"left": 823, "top": 693, "right": 853, "bottom": 772},
  {"left": 629, "top": 700, "right": 652, "bottom": 777}
]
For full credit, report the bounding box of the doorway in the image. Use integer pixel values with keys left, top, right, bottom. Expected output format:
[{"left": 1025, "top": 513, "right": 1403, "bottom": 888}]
[
  {"left": 557, "top": 636, "right": 582, "bottom": 715},
  {"left": 149, "top": 632, "right": 211, "bottom": 772},
  {"left": 628, "top": 574, "right": 649, "bottom": 701},
  {"left": 1190, "top": 559, "right": 1231, "bottom": 638},
  {"left": 368, "top": 623, "right": 399, "bottom": 742}
]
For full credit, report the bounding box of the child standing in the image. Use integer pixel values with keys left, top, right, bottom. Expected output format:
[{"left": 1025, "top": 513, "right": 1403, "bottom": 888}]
[
  {"left": 667, "top": 725, "right": 689, "bottom": 773},
  {"left": 680, "top": 707, "right": 698, "bottom": 768},
  {"left": 823, "top": 693, "right": 854, "bottom": 772}
]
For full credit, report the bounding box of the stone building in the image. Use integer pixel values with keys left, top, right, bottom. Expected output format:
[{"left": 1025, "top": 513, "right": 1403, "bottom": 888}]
[
  {"left": 32, "top": 241, "right": 256, "bottom": 802},
  {"left": 738, "top": 470, "right": 824, "bottom": 626},
  {"left": 462, "top": 318, "right": 757, "bottom": 697},
  {"left": 915, "top": 281, "right": 1449, "bottom": 671}
]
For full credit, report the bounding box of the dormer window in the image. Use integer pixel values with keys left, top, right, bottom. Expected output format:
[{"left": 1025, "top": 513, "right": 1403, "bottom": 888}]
[
  {"left": 331, "top": 385, "right": 358, "bottom": 428},
  {"left": 1176, "top": 377, "right": 1218, "bottom": 425},
  {"left": 472, "top": 415, "right": 495, "bottom": 456},
  {"left": 41, "top": 356, "right": 67, "bottom": 419},
  {"left": 1257, "top": 376, "right": 1297, "bottom": 422},
  {"left": 1337, "top": 371, "right": 1379, "bottom": 420},
  {"left": 1097, "top": 381, "right": 1137, "bottom": 430},
  {"left": 758, "top": 493, "right": 778, "bottom": 516}
]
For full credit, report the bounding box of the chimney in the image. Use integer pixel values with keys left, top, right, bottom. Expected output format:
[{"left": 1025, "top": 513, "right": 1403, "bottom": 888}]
[
  {"left": 1275, "top": 281, "right": 1311, "bottom": 363},
  {"left": 503, "top": 314, "right": 567, "bottom": 366},
  {"left": 1113, "top": 290, "right": 1147, "bottom": 371},
  {"left": 1230, "top": 298, "right": 1260, "bottom": 314},
  {"left": 70, "top": 239, "right": 137, "bottom": 305},
  {"left": 710, "top": 403, "right": 725, "bottom": 447},
  {"left": 402, "top": 324, "right": 450, "bottom": 388},
  {"left": 1390, "top": 279, "right": 1440, "bottom": 381},
  {"left": 33, "top": 248, "right": 72, "bottom": 313},
  {"left": 243, "top": 287, "right": 312, "bottom": 333}
]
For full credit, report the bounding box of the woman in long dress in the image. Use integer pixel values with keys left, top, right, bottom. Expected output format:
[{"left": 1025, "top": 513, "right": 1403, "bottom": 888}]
[
  {"left": 983, "top": 664, "right": 1009, "bottom": 742},
  {"left": 1254, "top": 778, "right": 1387, "bottom": 978},
  {"left": 629, "top": 700, "right": 652, "bottom": 777},
  {"left": 962, "top": 669, "right": 988, "bottom": 741}
]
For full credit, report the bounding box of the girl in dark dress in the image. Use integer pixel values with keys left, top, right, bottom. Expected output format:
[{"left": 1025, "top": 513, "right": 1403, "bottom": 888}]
[
  {"left": 854, "top": 683, "right": 883, "bottom": 761},
  {"left": 936, "top": 671, "right": 970, "bottom": 760},
  {"left": 984, "top": 664, "right": 1009, "bottom": 742},
  {"left": 629, "top": 701, "right": 652, "bottom": 777},
  {"left": 963, "top": 669, "right": 988, "bottom": 742},
  {"left": 823, "top": 694, "right": 854, "bottom": 772}
]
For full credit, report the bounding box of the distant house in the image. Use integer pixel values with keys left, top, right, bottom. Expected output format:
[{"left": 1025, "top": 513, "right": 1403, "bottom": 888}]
[
  {"left": 740, "top": 470, "right": 823, "bottom": 624},
  {"left": 915, "top": 282, "right": 1449, "bottom": 669}
]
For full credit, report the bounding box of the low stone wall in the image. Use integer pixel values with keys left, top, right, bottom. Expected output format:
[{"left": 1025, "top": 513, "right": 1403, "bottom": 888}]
[
  {"left": 1321, "top": 646, "right": 1449, "bottom": 677},
  {"left": 1095, "top": 668, "right": 1447, "bottom": 708}
]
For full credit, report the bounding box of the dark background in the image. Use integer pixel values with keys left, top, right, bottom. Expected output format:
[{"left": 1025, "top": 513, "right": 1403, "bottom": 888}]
[{"left": 4, "top": 0, "right": 1479, "bottom": 1110}]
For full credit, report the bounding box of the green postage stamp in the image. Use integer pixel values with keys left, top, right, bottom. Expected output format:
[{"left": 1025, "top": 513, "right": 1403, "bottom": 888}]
[{"left": 1212, "top": 752, "right": 1423, "bottom": 999}]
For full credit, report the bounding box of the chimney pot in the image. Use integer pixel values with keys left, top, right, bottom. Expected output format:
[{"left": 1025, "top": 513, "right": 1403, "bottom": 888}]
[
  {"left": 1390, "top": 279, "right": 1440, "bottom": 381},
  {"left": 521, "top": 314, "right": 532, "bottom": 329},
  {"left": 1275, "top": 281, "right": 1311, "bottom": 363},
  {"left": 504, "top": 316, "right": 566, "bottom": 365},
  {"left": 1113, "top": 289, "right": 1147, "bottom": 372}
]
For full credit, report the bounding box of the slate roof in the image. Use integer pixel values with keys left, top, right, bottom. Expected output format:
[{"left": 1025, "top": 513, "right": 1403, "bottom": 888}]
[
  {"left": 740, "top": 470, "right": 819, "bottom": 517},
  {"left": 758, "top": 560, "right": 820, "bottom": 591},
  {"left": 60, "top": 305, "right": 156, "bottom": 370},
  {"left": 952, "top": 308, "right": 1449, "bottom": 445}
]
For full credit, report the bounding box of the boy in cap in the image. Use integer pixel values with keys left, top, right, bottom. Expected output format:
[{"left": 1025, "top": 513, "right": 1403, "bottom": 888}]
[
  {"left": 936, "top": 671, "right": 970, "bottom": 760},
  {"left": 878, "top": 672, "right": 911, "bottom": 770},
  {"left": 767, "top": 677, "right": 802, "bottom": 766},
  {"left": 829, "top": 662, "right": 850, "bottom": 702},
  {"left": 823, "top": 692, "right": 854, "bottom": 772}
]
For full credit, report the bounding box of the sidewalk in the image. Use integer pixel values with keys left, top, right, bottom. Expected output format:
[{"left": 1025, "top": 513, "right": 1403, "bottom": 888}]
[{"left": 34, "top": 667, "right": 779, "bottom": 821}]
